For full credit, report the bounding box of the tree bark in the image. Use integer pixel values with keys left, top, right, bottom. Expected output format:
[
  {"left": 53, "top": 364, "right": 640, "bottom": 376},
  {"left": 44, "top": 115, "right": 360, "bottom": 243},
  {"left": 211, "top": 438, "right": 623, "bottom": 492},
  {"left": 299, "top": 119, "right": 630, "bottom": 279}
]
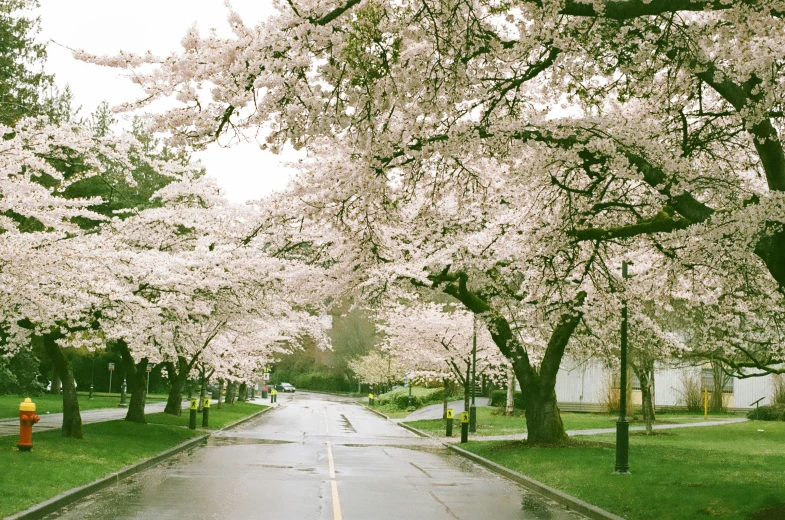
[
  {"left": 710, "top": 361, "right": 726, "bottom": 412},
  {"left": 442, "top": 378, "right": 449, "bottom": 419},
  {"left": 43, "top": 333, "right": 82, "bottom": 439},
  {"left": 633, "top": 360, "right": 656, "bottom": 435},
  {"left": 237, "top": 382, "right": 247, "bottom": 402},
  {"left": 225, "top": 382, "right": 237, "bottom": 405},
  {"left": 50, "top": 370, "right": 62, "bottom": 395},
  {"left": 117, "top": 340, "right": 148, "bottom": 423},
  {"left": 198, "top": 373, "right": 208, "bottom": 412},
  {"left": 506, "top": 366, "right": 516, "bottom": 416},
  {"left": 164, "top": 357, "right": 190, "bottom": 415},
  {"left": 217, "top": 379, "right": 224, "bottom": 409},
  {"left": 524, "top": 387, "right": 567, "bottom": 445}
]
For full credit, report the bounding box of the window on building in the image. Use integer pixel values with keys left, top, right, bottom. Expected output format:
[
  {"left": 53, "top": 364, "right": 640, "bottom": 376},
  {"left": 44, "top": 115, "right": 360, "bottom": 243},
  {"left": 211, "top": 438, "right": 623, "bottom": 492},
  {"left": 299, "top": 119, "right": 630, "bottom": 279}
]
[
  {"left": 701, "top": 369, "right": 734, "bottom": 394},
  {"left": 631, "top": 373, "right": 641, "bottom": 391}
]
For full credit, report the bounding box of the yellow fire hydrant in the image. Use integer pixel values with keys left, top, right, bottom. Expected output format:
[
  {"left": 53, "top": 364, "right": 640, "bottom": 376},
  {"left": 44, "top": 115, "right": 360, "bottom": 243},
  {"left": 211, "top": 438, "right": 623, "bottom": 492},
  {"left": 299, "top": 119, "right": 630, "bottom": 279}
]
[{"left": 18, "top": 398, "right": 40, "bottom": 452}]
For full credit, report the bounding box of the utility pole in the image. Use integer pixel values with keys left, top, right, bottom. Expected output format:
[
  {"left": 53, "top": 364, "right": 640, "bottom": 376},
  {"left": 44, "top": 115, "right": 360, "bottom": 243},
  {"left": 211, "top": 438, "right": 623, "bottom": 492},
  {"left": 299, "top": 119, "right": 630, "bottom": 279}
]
[
  {"left": 614, "top": 260, "right": 632, "bottom": 475},
  {"left": 469, "top": 315, "right": 477, "bottom": 433}
]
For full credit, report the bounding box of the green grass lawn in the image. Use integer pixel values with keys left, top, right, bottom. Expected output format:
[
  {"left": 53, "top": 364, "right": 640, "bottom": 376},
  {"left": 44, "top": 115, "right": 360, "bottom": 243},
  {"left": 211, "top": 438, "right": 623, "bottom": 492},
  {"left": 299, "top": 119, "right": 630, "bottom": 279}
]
[
  {"left": 146, "top": 402, "right": 267, "bottom": 430},
  {"left": 404, "top": 407, "right": 736, "bottom": 437},
  {"left": 0, "top": 420, "right": 201, "bottom": 518},
  {"left": 461, "top": 421, "right": 783, "bottom": 520},
  {"left": 0, "top": 394, "right": 161, "bottom": 419}
]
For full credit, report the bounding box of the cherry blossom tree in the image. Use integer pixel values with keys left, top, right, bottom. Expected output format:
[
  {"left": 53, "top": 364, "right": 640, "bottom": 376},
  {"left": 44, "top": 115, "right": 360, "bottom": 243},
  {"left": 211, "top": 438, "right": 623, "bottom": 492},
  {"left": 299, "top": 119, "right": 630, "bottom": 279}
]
[{"left": 78, "top": 0, "right": 785, "bottom": 443}]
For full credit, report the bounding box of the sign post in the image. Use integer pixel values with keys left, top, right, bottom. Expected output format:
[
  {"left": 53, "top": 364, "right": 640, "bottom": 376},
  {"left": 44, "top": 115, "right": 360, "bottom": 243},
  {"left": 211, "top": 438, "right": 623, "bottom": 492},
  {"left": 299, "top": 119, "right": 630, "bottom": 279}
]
[
  {"left": 460, "top": 411, "right": 469, "bottom": 443},
  {"left": 108, "top": 363, "right": 115, "bottom": 393},
  {"left": 146, "top": 364, "right": 152, "bottom": 395},
  {"left": 202, "top": 397, "right": 210, "bottom": 428},
  {"left": 189, "top": 398, "right": 198, "bottom": 429},
  {"left": 446, "top": 408, "right": 454, "bottom": 437}
]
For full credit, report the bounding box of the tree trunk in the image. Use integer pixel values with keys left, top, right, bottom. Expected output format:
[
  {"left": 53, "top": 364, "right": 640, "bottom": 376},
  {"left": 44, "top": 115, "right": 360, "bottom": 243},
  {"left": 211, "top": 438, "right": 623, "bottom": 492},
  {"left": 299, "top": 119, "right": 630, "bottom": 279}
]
[
  {"left": 43, "top": 334, "right": 82, "bottom": 439},
  {"left": 632, "top": 360, "right": 656, "bottom": 435},
  {"left": 164, "top": 357, "right": 190, "bottom": 415},
  {"left": 198, "top": 374, "right": 208, "bottom": 412},
  {"left": 116, "top": 339, "right": 148, "bottom": 423},
  {"left": 463, "top": 365, "right": 471, "bottom": 413},
  {"left": 442, "top": 378, "right": 449, "bottom": 419},
  {"left": 217, "top": 379, "right": 224, "bottom": 409},
  {"left": 710, "top": 361, "right": 726, "bottom": 412},
  {"left": 439, "top": 271, "right": 586, "bottom": 445},
  {"left": 125, "top": 358, "right": 149, "bottom": 423},
  {"left": 506, "top": 366, "right": 516, "bottom": 416},
  {"left": 51, "top": 370, "right": 62, "bottom": 395},
  {"left": 524, "top": 388, "right": 567, "bottom": 445},
  {"left": 237, "top": 383, "right": 247, "bottom": 402},
  {"left": 226, "top": 382, "right": 237, "bottom": 404}
]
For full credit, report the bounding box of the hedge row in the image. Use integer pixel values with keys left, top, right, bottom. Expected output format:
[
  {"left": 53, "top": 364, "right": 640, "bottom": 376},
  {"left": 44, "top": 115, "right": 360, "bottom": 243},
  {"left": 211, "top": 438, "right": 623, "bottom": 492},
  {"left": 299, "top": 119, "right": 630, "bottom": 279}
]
[
  {"left": 747, "top": 404, "right": 785, "bottom": 421},
  {"left": 490, "top": 389, "right": 525, "bottom": 410}
]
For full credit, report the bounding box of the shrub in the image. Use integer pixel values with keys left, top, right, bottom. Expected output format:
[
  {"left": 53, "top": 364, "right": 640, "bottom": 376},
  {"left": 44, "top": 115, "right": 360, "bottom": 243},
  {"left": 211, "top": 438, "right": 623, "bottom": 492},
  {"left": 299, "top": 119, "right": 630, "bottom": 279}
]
[
  {"left": 747, "top": 404, "right": 785, "bottom": 421},
  {"left": 601, "top": 373, "right": 633, "bottom": 414},
  {"left": 677, "top": 372, "right": 703, "bottom": 412},
  {"left": 394, "top": 394, "right": 422, "bottom": 409},
  {"left": 490, "top": 389, "right": 525, "bottom": 409},
  {"left": 772, "top": 375, "right": 785, "bottom": 405}
]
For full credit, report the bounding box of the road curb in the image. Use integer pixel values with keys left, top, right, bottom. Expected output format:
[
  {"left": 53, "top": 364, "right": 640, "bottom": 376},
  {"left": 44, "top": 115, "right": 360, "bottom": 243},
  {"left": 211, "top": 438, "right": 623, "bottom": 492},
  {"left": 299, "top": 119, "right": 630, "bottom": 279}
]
[
  {"left": 444, "top": 444, "right": 625, "bottom": 520},
  {"left": 5, "top": 433, "right": 209, "bottom": 520},
  {"left": 5, "top": 405, "right": 276, "bottom": 520},
  {"left": 358, "top": 403, "right": 392, "bottom": 420},
  {"left": 216, "top": 405, "right": 274, "bottom": 432},
  {"left": 388, "top": 421, "right": 624, "bottom": 520}
]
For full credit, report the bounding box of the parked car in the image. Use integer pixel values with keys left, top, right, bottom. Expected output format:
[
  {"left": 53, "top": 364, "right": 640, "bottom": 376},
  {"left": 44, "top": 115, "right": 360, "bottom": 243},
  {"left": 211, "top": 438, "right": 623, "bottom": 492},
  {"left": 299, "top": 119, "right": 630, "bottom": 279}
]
[{"left": 276, "top": 382, "right": 296, "bottom": 393}]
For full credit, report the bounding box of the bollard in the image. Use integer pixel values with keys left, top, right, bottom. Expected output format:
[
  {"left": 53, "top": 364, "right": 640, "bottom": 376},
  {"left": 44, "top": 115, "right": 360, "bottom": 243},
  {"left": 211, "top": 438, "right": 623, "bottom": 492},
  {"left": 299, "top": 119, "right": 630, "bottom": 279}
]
[
  {"left": 189, "top": 398, "right": 198, "bottom": 429},
  {"left": 17, "top": 398, "right": 40, "bottom": 452},
  {"left": 446, "top": 408, "right": 454, "bottom": 437},
  {"left": 202, "top": 397, "right": 210, "bottom": 428},
  {"left": 272, "top": 390, "right": 277, "bottom": 403},
  {"left": 469, "top": 405, "right": 477, "bottom": 433},
  {"left": 460, "top": 411, "right": 469, "bottom": 443},
  {"left": 368, "top": 393, "right": 374, "bottom": 406}
]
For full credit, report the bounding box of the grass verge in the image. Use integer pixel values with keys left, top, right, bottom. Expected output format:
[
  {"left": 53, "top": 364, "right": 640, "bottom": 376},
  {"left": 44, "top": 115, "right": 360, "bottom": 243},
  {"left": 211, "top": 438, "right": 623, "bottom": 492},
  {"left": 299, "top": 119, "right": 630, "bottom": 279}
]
[
  {"left": 460, "top": 421, "right": 783, "bottom": 520},
  {"left": 146, "top": 402, "right": 267, "bottom": 430},
  {"left": 0, "top": 394, "right": 167, "bottom": 419},
  {"left": 0, "top": 420, "right": 200, "bottom": 518},
  {"left": 404, "top": 407, "right": 733, "bottom": 437}
]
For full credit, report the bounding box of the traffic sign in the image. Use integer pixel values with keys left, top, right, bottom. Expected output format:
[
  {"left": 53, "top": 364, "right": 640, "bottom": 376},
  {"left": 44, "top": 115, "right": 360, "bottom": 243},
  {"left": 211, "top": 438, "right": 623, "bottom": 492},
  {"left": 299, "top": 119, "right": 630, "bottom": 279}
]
[
  {"left": 446, "top": 409, "right": 454, "bottom": 419},
  {"left": 146, "top": 364, "right": 152, "bottom": 372},
  {"left": 108, "top": 363, "right": 115, "bottom": 371},
  {"left": 263, "top": 372, "right": 270, "bottom": 381},
  {"left": 461, "top": 412, "right": 469, "bottom": 423}
]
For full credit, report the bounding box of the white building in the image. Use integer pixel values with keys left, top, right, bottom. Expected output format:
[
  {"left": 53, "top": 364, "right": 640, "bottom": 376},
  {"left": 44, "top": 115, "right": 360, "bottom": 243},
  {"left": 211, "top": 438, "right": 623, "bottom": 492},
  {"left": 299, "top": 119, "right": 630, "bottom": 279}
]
[{"left": 530, "top": 356, "right": 780, "bottom": 413}]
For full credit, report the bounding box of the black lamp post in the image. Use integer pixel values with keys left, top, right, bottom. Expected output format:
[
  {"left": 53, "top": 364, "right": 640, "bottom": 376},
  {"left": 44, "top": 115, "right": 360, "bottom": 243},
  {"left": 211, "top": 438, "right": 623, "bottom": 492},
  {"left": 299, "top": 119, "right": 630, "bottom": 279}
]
[
  {"left": 469, "top": 315, "right": 477, "bottom": 433},
  {"left": 614, "top": 260, "right": 632, "bottom": 475}
]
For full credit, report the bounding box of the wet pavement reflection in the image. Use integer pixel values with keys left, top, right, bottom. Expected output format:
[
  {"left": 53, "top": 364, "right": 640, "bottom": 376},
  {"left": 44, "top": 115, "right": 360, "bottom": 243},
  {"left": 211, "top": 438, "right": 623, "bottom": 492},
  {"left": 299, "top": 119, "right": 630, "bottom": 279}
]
[{"left": 46, "top": 392, "right": 586, "bottom": 520}]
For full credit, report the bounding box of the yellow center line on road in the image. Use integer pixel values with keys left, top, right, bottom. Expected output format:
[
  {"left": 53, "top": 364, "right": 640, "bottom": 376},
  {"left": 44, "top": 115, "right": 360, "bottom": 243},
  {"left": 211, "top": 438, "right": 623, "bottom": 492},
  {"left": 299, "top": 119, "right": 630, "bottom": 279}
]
[{"left": 325, "top": 410, "right": 342, "bottom": 520}]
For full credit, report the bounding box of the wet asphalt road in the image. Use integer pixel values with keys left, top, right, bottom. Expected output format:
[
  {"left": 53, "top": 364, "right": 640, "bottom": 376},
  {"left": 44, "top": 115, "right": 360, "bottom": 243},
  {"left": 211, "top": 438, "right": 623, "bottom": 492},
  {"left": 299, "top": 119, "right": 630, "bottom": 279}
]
[{"left": 47, "top": 392, "right": 584, "bottom": 520}]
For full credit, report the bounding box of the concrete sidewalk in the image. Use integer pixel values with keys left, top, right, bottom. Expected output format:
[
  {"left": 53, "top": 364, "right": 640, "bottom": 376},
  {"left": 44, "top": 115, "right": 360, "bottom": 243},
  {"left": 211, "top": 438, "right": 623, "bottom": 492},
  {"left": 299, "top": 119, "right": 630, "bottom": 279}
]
[
  {"left": 0, "top": 396, "right": 274, "bottom": 437},
  {"left": 433, "top": 417, "right": 749, "bottom": 442},
  {"left": 400, "top": 397, "right": 491, "bottom": 421}
]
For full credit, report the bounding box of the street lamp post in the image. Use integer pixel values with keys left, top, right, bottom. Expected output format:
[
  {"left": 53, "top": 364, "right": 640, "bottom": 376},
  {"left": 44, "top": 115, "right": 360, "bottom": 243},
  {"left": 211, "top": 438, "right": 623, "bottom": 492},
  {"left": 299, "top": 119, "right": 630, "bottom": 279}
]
[
  {"left": 614, "top": 260, "right": 632, "bottom": 475},
  {"left": 469, "top": 315, "right": 477, "bottom": 433}
]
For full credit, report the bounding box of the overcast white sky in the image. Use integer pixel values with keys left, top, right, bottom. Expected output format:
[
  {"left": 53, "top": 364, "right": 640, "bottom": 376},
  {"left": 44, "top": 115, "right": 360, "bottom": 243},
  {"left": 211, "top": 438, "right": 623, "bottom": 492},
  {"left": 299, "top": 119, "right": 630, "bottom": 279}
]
[{"left": 37, "top": 0, "right": 297, "bottom": 204}]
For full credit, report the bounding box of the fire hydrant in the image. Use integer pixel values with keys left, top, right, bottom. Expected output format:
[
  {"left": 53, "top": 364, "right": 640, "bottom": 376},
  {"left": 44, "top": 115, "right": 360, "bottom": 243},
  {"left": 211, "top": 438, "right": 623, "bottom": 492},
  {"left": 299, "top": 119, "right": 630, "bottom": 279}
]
[{"left": 18, "top": 398, "right": 40, "bottom": 452}]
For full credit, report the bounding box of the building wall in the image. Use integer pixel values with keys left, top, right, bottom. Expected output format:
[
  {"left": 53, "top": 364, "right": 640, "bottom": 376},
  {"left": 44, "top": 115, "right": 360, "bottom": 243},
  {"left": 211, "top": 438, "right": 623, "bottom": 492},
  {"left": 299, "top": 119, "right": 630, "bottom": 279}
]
[{"left": 547, "top": 356, "right": 776, "bottom": 411}]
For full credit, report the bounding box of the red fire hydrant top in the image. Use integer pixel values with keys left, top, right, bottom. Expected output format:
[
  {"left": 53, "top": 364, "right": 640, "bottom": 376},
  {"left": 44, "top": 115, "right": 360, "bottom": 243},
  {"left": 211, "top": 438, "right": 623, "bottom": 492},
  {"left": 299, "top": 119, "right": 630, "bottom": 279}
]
[{"left": 18, "top": 397, "right": 40, "bottom": 452}]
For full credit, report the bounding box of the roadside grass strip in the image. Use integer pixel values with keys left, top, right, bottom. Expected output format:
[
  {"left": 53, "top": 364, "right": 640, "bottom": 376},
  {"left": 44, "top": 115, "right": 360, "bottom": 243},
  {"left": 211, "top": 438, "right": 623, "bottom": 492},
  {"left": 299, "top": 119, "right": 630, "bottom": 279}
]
[
  {"left": 146, "top": 402, "right": 268, "bottom": 430},
  {"left": 0, "top": 394, "right": 164, "bottom": 419},
  {"left": 0, "top": 420, "right": 200, "bottom": 518},
  {"left": 460, "top": 421, "right": 785, "bottom": 520},
  {"left": 403, "top": 407, "right": 738, "bottom": 437}
]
